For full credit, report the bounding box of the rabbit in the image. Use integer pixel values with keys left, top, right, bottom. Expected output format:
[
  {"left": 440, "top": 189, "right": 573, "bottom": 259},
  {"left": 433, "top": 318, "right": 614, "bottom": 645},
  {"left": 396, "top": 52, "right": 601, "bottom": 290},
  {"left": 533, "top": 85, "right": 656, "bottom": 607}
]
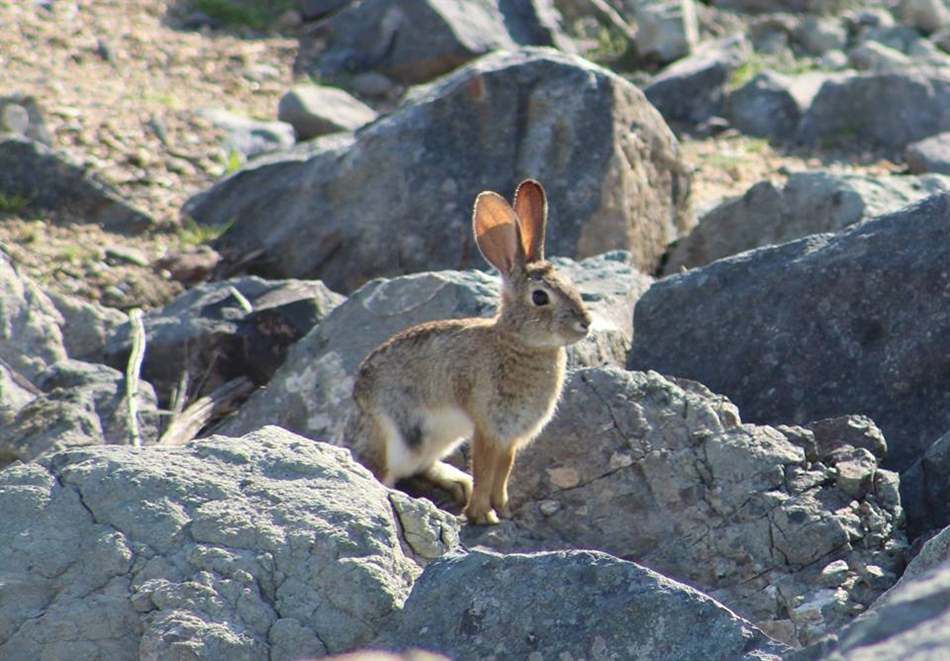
[{"left": 345, "top": 180, "right": 592, "bottom": 524}]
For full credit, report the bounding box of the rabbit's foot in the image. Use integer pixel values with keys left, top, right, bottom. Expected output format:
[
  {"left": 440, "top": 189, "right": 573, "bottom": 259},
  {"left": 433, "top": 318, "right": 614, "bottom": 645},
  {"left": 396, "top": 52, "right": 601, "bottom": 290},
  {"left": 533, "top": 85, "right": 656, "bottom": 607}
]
[
  {"left": 422, "top": 461, "right": 473, "bottom": 506},
  {"left": 464, "top": 503, "right": 500, "bottom": 526}
]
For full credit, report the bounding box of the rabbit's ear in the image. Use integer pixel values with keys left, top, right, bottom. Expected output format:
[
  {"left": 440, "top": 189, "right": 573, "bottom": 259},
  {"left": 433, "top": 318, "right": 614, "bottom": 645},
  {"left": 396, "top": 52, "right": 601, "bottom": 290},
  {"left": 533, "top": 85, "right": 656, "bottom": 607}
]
[
  {"left": 513, "top": 179, "right": 546, "bottom": 263},
  {"left": 473, "top": 191, "right": 524, "bottom": 276}
]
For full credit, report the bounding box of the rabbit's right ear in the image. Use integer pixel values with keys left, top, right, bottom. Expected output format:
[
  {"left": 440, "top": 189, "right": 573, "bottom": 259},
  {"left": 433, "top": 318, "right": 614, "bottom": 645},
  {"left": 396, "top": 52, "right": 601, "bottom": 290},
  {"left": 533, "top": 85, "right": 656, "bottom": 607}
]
[
  {"left": 473, "top": 191, "right": 524, "bottom": 276},
  {"left": 513, "top": 179, "right": 546, "bottom": 263}
]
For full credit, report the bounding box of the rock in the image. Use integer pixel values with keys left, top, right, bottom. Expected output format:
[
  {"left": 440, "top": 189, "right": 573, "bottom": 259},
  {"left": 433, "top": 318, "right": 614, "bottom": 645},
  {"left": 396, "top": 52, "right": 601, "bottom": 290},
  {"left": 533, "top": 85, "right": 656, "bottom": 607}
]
[
  {"left": 296, "top": 0, "right": 351, "bottom": 21},
  {"left": 277, "top": 84, "right": 378, "bottom": 140},
  {"left": 348, "top": 71, "right": 397, "bottom": 97},
  {"left": 796, "top": 16, "right": 847, "bottom": 55},
  {"left": 198, "top": 108, "right": 295, "bottom": 160},
  {"left": 902, "top": 524, "right": 950, "bottom": 582},
  {"left": 663, "top": 171, "right": 950, "bottom": 273},
  {"left": 645, "top": 34, "right": 749, "bottom": 125},
  {"left": 806, "top": 415, "right": 888, "bottom": 460},
  {"left": 632, "top": 192, "right": 950, "bottom": 472},
  {"left": 0, "top": 427, "right": 459, "bottom": 658},
  {"left": 44, "top": 291, "right": 126, "bottom": 362},
  {"left": 906, "top": 131, "right": 950, "bottom": 174},
  {"left": 0, "top": 94, "right": 51, "bottom": 144},
  {"left": 901, "top": 430, "right": 950, "bottom": 538},
  {"left": 463, "top": 367, "right": 906, "bottom": 645},
  {"left": 711, "top": 0, "right": 848, "bottom": 12},
  {"left": 819, "top": 49, "right": 848, "bottom": 69},
  {"left": 725, "top": 70, "right": 825, "bottom": 140},
  {"left": 798, "top": 70, "right": 950, "bottom": 150},
  {"left": 848, "top": 41, "right": 913, "bottom": 71},
  {"left": 0, "top": 137, "right": 152, "bottom": 231},
  {"left": 103, "top": 276, "right": 343, "bottom": 404},
  {"left": 0, "top": 361, "right": 38, "bottom": 427},
  {"left": 300, "top": 0, "right": 573, "bottom": 85},
  {"left": 186, "top": 49, "right": 691, "bottom": 291},
  {"left": 633, "top": 0, "right": 700, "bottom": 64},
  {"left": 216, "top": 254, "right": 650, "bottom": 443},
  {"left": 154, "top": 245, "right": 222, "bottom": 285},
  {"left": 934, "top": 25, "right": 950, "bottom": 52},
  {"left": 899, "top": 0, "right": 950, "bottom": 34},
  {"left": 0, "top": 250, "right": 67, "bottom": 381},
  {"left": 375, "top": 549, "right": 787, "bottom": 659},
  {"left": 796, "top": 543, "right": 950, "bottom": 659},
  {"left": 0, "top": 359, "right": 160, "bottom": 465}
]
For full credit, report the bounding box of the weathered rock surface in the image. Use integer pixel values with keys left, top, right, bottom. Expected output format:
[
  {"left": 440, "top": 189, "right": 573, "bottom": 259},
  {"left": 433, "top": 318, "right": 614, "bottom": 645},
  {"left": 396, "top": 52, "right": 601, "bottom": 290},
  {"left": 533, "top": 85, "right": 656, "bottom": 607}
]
[
  {"left": 103, "top": 276, "right": 344, "bottom": 404},
  {"left": 0, "top": 359, "right": 160, "bottom": 465},
  {"left": 901, "top": 429, "right": 950, "bottom": 538},
  {"left": 277, "top": 84, "right": 378, "bottom": 140},
  {"left": 0, "top": 250, "right": 68, "bottom": 382},
  {"left": 906, "top": 130, "right": 950, "bottom": 174},
  {"left": 0, "top": 361, "right": 38, "bottom": 427},
  {"left": 632, "top": 192, "right": 950, "bottom": 472},
  {"left": 793, "top": 527, "right": 950, "bottom": 660},
  {"left": 218, "top": 254, "right": 649, "bottom": 442},
  {"left": 197, "top": 108, "right": 295, "bottom": 160},
  {"left": 0, "top": 427, "right": 459, "bottom": 659},
  {"left": 375, "top": 549, "right": 788, "bottom": 659},
  {"left": 45, "top": 290, "right": 126, "bottom": 362},
  {"left": 663, "top": 171, "right": 950, "bottom": 273},
  {"left": 463, "top": 367, "right": 905, "bottom": 645},
  {"left": 0, "top": 137, "right": 152, "bottom": 231},
  {"left": 725, "top": 71, "right": 825, "bottom": 140},
  {"left": 645, "top": 35, "right": 749, "bottom": 125},
  {"left": 299, "top": 0, "right": 572, "bottom": 85},
  {"left": 633, "top": 0, "right": 699, "bottom": 64},
  {"left": 0, "top": 94, "right": 51, "bottom": 144},
  {"left": 797, "top": 69, "right": 950, "bottom": 150},
  {"left": 186, "top": 49, "right": 691, "bottom": 292}
]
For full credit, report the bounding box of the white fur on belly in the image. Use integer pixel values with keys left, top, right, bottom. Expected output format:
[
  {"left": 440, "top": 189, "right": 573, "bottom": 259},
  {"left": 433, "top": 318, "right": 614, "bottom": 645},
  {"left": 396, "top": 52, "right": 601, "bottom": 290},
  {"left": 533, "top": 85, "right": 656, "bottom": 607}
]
[{"left": 384, "top": 406, "right": 474, "bottom": 481}]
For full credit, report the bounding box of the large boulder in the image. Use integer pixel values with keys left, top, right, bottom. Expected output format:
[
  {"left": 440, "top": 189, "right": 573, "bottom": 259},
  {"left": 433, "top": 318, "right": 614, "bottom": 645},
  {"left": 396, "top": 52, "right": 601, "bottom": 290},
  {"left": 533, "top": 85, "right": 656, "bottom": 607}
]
[
  {"left": 797, "top": 69, "right": 950, "bottom": 150},
  {"left": 663, "top": 171, "right": 950, "bottom": 273},
  {"left": 725, "top": 70, "right": 826, "bottom": 140},
  {"left": 0, "top": 427, "right": 459, "bottom": 659},
  {"left": 906, "top": 130, "right": 950, "bottom": 174},
  {"left": 0, "top": 359, "right": 160, "bottom": 465},
  {"left": 901, "top": 429, "right": 950, "bottom": 538},
  {"left": 186, "top": 49, "right": 692, "bottom": 292},
  {"left": 631, "top": 192, "right": 950, "bottom": 473},
  {"left": 298, "top": 0, "right": 572, "bottom": 85},
  {"left": 464, "top": 367, "right": 906, "bottom": 645},
  {"left": 216, "top": 254, "right": 650, "bottom": 443},
  {"left": 0, "top": 137, "right": 152, "bottom": 231},
  {"left": 103, "top": 277, "right": 344, "bottom": 404},
  {"left": 277, "top": 84, "right": 378, "bottom": 140},
  {"left": 374, "top": 549, "right": 787, "bottom": 659},
  {"left": 0, "top": 250, "right": 67, "bottom": 382}
]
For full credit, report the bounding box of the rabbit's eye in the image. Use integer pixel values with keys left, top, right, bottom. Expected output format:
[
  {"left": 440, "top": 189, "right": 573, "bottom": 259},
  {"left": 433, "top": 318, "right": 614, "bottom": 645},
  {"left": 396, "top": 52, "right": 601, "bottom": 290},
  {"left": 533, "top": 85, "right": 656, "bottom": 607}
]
[{"left": 531, "top": 290, "right": 550, "bottom": 306}]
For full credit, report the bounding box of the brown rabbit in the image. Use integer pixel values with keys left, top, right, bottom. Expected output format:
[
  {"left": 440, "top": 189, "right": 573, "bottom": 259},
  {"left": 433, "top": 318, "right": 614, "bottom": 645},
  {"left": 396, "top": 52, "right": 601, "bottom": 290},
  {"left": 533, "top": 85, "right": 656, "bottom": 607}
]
[{"left": 345, "top": 180, "right": 591, "bottom": 524}]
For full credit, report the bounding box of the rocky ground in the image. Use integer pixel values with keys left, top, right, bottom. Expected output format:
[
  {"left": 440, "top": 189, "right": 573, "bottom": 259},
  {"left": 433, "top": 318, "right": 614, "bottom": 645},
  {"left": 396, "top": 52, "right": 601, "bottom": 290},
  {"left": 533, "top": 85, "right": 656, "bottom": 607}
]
[{"left": 2, "top": 0, "right": 950, "bottom": 659}]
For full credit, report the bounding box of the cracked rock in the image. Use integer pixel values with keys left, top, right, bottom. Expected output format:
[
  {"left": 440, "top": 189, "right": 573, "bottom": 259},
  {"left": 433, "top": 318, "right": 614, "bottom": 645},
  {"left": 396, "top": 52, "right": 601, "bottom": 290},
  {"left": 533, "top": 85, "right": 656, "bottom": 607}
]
[
  {"left": 0, "top": 427, "right": 458, "bottom": 659},
  {"left": 462, "top": 367, "right": 908, "bottom": 646}
]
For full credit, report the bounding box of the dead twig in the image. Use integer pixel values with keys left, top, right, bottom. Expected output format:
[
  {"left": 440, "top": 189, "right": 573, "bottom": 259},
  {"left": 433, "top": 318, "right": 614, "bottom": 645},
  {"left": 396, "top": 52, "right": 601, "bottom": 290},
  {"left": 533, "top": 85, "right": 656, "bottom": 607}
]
[
  {"left": 124, "top": 308, "right": 146, "bottom": 448},
  {"left": 158, "top": 377, "right": 255, "bottom": 446}
]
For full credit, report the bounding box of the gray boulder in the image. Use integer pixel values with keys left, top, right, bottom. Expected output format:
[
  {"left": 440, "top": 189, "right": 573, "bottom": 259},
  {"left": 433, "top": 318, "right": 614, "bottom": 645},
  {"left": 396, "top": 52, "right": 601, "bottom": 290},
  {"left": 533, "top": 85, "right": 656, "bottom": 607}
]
[
  {"left": 663, "top": 171, "right": 950, "bottom": 273},
  {"left": 198, "top": 108, "right": 295, "bottom": 160},
  {"left": 463, "top": 367, "right": 906, "bottom": 646},
  {"left": 725, "top": 70, "right": 826, "bottom": 140},
  {"left": 645, "top": 34, "right": 749, "bottom": 125},
  {"left": 299, "top": 0, "right": 572, "bottom": 85},
  {"left": 186, "top": 49, "right": 691, "bottom": 292},
  {"left": 906, "top": 131, "right": 950, "bottom": 174},
  {"left": 796, "top": 16, "right": 847, "bottom": 55},
  {"left": 797, "top": 69, "right": 950, "bottom": 150},
  {"left": 296, "top": 0, "right": 351, "bottom": 20},
  {"left": 847, "top": 41, "right": 913, "bottom": 71},
  {"left": 0, "top": 360, "right": 160, "bottom": 465},
  {"left": 44, "top": 291, "right": 126, "bottom": 362},
  {"left": 375, "top": 549, "right": 787, "bottom": 659},
  {"left": 103, "top": 276, "right": 344, "bottom": 404},
  {"left": 277, "top": 84, "right": 378, "bottom": 140},
  {"left": 0, "top": 427, "right": 459, "bottom": 659},
  {"left": 901, "top": 430, "right": 950, "bottom": 538},
  {"left": 633, "top": 0, "right": 700, "bottom": 64},
  {"left": 0, "top": 137, "right": 152, "bottom": 231},
  {"left": 631, "top": 192, "right": 950, "bottom": 473},
  {"left": 899, "top": 0, "right": 950, "bottom": 34},
  {"left": 0, "top": 250, "right": 67, "bottom": 381},
  {"left": 217, "top": 254, "right": 650, "bottom": 443},
  {"left": 0, "top": 94, "right": 51, "bottom": 144},
  {"left": 0, "top": 361, "right": 38, "bottom": 427}
]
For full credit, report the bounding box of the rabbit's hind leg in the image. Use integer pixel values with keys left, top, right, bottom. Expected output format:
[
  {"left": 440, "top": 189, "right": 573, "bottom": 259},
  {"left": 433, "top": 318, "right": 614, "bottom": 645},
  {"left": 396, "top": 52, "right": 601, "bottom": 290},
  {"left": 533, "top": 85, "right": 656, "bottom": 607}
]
[{"left": 420, "top": 460, "right": 473, "bottom": 506}]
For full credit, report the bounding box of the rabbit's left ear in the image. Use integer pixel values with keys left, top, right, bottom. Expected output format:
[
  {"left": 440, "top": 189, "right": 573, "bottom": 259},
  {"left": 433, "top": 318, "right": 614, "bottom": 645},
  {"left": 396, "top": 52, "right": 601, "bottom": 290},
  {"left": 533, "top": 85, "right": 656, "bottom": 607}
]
[
  {"left": 513, "top": 179, "right": 546, "bottom": 263},
  {"left": 473, "top": 191, "right": 524, "bottom": 276}
]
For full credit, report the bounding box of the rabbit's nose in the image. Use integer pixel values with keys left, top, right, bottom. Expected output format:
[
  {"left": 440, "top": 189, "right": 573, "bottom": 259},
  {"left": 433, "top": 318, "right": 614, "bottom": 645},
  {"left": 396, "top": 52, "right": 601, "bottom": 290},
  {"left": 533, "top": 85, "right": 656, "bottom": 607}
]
[{"left": 574, "top": 318, "right": 591, "bottom": 334}]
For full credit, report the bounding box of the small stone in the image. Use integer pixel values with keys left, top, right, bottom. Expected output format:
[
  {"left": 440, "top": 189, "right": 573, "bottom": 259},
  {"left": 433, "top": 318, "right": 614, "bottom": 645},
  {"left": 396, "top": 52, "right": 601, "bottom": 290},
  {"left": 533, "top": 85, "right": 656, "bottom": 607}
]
[
  {"left": 819, "top": 560, "right": 850, "bottom": 587},
  {"left": 547, "top": 467, "right": 580, "bottom": 489},
  {"left": 906, "top": 132, "right": 950, "bottom": 174},
  {"left": 350, "top": 72, "right": 396, "bottom": 97},
  {"left": 105, "top": 245, "right": 149, "bottom": 267},
  {"left": 539, "top": 500, "right": 561, "bottom": 516}
]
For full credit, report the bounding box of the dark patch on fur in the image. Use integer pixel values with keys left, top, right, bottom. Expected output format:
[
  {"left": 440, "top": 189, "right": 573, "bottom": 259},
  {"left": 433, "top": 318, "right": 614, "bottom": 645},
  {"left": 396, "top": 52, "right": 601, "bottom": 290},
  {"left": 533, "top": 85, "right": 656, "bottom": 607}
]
[{"left": 403, "top": 422, "right": 424, "bottom": 450}]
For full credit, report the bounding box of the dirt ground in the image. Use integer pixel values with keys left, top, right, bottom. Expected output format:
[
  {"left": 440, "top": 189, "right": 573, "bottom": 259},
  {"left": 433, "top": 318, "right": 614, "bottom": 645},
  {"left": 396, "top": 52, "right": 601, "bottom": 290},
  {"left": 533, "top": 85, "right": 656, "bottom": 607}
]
[{"left": 0, "top": 0, "right": 900, "bottom": 309}]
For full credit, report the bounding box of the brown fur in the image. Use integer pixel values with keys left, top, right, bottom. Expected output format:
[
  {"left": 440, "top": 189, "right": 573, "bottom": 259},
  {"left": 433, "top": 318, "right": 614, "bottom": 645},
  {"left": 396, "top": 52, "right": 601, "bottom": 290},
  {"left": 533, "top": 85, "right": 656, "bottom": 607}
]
[{"left": 344, "top": 180, "right": 591, "bottom": 524}]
